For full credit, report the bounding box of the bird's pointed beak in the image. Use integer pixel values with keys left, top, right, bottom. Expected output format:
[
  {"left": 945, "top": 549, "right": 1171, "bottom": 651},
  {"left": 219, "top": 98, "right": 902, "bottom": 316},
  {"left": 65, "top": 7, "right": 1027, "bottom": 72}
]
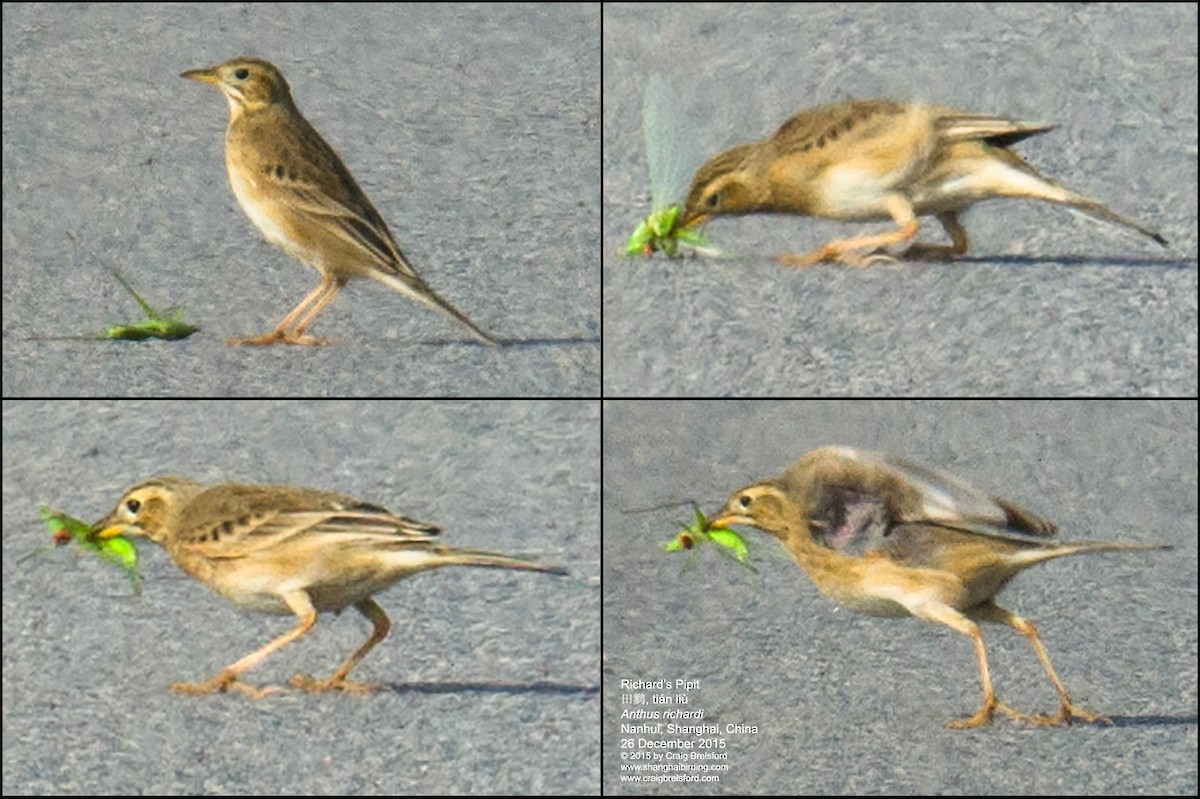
[
  {"left": 707, "top": 508, "right": 744, "bottom": 530},
  {"left": 92, "top": 521, "right": 125, "bottom": 539}
]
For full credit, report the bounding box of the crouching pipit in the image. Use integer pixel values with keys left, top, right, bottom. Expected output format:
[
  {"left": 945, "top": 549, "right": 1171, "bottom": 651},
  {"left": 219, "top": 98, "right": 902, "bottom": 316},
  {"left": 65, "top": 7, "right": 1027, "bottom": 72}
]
[
  {"left": 94, "top": 477, "right": 566, "bottom": 696},
  {"left": 181, "top": 57, "right": 496, "bottom": 346},
  {"left": 680, "top": 99, "right": 1168, "bottom": 266}
]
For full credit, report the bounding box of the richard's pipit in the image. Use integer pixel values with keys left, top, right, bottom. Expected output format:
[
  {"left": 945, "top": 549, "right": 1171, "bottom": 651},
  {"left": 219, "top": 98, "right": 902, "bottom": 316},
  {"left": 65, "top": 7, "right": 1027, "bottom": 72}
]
[
  {"left": 94, "top": 476, "right": 566, "bottom": 695},
  {"left": 680, "top": 99, "right": 1167, "bottom": 266},
  {"left": 181, "top": 56, "right": 496, "bottom": 346},
  {"left": 709, "top": 446, "right": 1170, "bottom": 727}
]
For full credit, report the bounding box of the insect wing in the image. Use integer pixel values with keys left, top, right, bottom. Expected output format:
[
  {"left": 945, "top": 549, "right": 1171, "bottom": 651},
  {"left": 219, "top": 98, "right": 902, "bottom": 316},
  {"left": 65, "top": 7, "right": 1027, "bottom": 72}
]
[{"left": 642, "top": 75, "right": 690, "bottom": 212}]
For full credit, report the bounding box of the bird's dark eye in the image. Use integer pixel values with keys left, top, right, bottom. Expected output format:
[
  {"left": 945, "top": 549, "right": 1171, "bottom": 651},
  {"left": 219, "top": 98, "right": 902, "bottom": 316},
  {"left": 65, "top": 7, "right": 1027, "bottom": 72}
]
[
  {"left": 234, "top": 68, "right": 249, "bottom": 80},
  {"left": 739, "top": 494, "right": 751, "bottom": 508},
  {"left": 125, "top": 499, "right": 141, "bottom": 514},
  {"left": 706, "top": 192, "right": 719, "bottom": 209}
]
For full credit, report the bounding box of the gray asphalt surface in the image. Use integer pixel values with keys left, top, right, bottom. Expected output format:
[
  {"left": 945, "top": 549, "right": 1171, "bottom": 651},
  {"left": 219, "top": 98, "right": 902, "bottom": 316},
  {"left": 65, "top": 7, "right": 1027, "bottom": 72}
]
[
  {"left": 3, "top": 400, "right": 599, "bottom": 794},
  {"left": 603, "top": 400, "right": 1196, "bottom": 795},
  {"left": 603, "top": 4, "right": 1196, "bottom": 396},
  {"left": 2, "top": 4, "right": 599, "bottom": 397}
]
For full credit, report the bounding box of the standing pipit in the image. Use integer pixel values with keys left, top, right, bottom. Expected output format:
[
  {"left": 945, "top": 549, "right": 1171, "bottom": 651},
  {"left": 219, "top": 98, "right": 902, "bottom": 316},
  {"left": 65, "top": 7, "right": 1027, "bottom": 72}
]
[
  {"left": 181, "top": 56, "right": 496, "bottom": 346},
  {"left": 93, "top": 477, "right": 566, "bottom": 696}
]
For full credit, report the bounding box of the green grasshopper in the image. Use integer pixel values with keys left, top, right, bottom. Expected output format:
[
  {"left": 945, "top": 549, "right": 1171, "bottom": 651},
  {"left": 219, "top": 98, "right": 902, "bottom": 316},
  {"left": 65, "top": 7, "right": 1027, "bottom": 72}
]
[
  {"left": 101, "top": 265, "right": 198, "bottom": 341},
  {"left": 624, "top": 75, "right": 719, "bottom": 258},
  {"left": 32, "top": 506, "right": 142, "bottom": 594},
  {"left": 28, "top": 233, "right": 199, "bottom": 342},
  {"left": 625, "top": 203, "right": 715, "bottom": 258},
  {"left": 663, "top": 502, "right": 755, "bottom": 572}
]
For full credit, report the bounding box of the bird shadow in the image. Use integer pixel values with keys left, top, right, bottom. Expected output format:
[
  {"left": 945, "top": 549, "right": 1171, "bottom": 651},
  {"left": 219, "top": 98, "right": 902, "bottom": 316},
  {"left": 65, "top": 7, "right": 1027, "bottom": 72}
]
[
  {"left": 368, "top": 679, "right": 599, "bottom": 697},
  {"left": 1103, "top": 712, "right": 1197, "bottom": 729},
  {"left": 949, "top": 253, "right": 1193, "bottom": 269}
]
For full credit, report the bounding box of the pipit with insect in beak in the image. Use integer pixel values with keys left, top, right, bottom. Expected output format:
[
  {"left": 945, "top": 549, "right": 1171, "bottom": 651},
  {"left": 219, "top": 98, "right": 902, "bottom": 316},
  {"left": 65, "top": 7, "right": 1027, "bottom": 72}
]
[
  {"left": 181, "top": 56, "right": 496, "bottom": 346},
  {"left": 93, "top": 476, "right": 565, "bottom": 696},
  {"left": 680, "top": 99, "right": 1167, "bottom": 266},
  {"left": 708, "top": 446, "right": 1170, "bottom": 728}
]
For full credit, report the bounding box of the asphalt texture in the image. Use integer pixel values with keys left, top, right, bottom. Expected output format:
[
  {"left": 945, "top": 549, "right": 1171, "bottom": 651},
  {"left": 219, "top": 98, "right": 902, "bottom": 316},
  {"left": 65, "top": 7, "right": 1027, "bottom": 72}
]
[
  {"left": 3, "top": 4, "right": 599, "bottom": 397},
  {"left": 603, "top": 400, "right": 1196, "bottom": 795},
  {"left": 603, "top": 4, "right": 1196, "bottom": 396},
  {"left": 3, "top": 400, "right": 599, "bottom": 795}
]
